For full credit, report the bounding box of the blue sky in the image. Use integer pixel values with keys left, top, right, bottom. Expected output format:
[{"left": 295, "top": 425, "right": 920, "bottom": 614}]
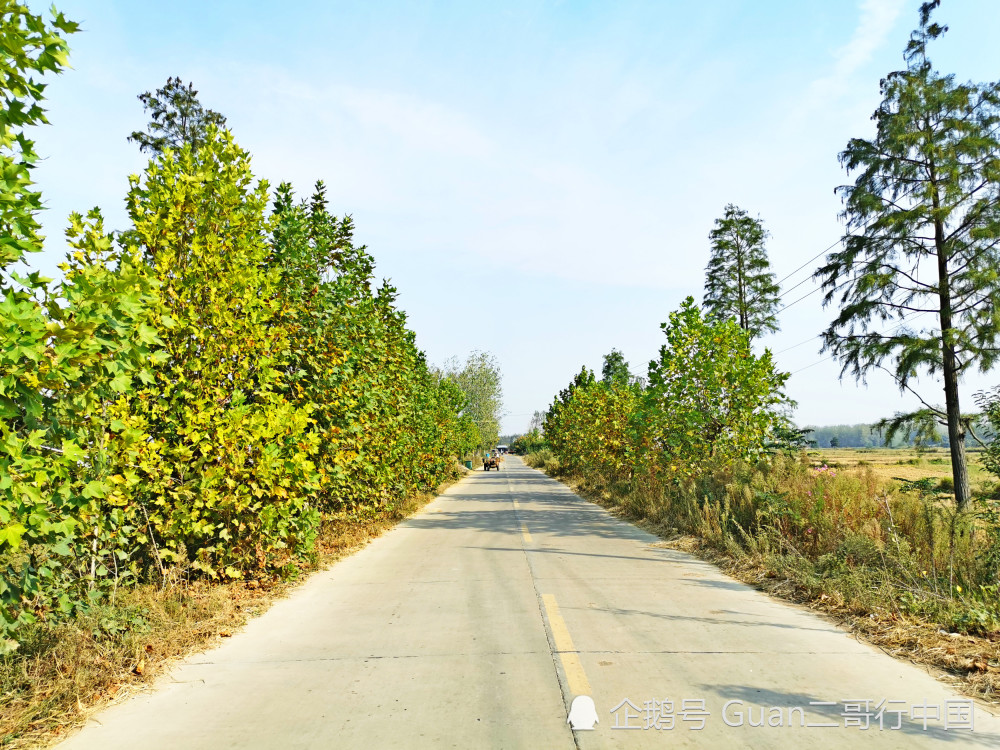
[{"left": 22, "top": 0, "right": 1000, "bottom": 435}]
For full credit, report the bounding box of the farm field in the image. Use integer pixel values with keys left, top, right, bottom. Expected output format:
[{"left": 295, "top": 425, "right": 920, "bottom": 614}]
[{"left": 808, "top": 447, "right": 992, "bottom": 493}]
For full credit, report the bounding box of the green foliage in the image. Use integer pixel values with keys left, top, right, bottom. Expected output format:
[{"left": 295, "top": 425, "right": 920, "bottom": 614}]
[
  {"left": 121, "top": 129, "right": 320, "bottom": 579},
  {"left": 437, "top": 351, "right": 504, "bottom": 452},
  {"left": 815, "top": 2, "right": 1000, "bottom": 509},
  {"left": 975, "top": 386, "right": 1000, "bottom": 480},
  {"left": 875, "top": 408, "right": 950, "bottom": 449},
  {"left": 543, "top": 365, "right": 596, "bottom": 460},
  {"left": 0, "top": 0, "right": 168, "bottom": 651},
  {"left": 128, "top": 77, "right": 227, "bottom": 155},
  {"left": 510, "top": 429, "right": 547, "bottom": 455},
  {"left": 643, "top": 298, "right": 789, "bottom": 479},
  {"left": 543, "top": 373, "right": 639, "bottom": 480},
  {"left": 702, "top": 204, "right": 779, "bottom": 340},
  {"left": 1, "top": 212, "right": 163, "bottom": 651},
  {"left": 0, "top": 2, "right": 139, "bottom": 652},
  {"left": 600, "top": 349, "right": 631, "bottom": 385},
  {"left": 0, "top": 25, "right": 473, "bottom": 648},
  {"left": 541, "top": 298, "right": 788, "bottom": 495},
  {"left": 767, "top": 420, "right": 814, "bottom": 453},
  {"left": 0, "top": 2, "right": 78, "bottom": 266}
]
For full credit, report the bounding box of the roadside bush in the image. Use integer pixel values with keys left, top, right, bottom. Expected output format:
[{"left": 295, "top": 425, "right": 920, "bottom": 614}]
[
  {"left": 0, "top": 6, "right": 152, "bottom": 649},
  {"left": 641, "top": 298, "right": 789, "bottom": 482},
  {"left": 510, "top": 430, "right": 547, "bottom": 455},
  {"left": 524, "top": 449, "right": 554, "bottom": 469}
]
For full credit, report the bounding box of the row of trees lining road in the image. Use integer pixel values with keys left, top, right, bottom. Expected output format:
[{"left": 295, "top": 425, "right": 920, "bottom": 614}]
[
  {"left": 533, "top": 2, "right": 1000, "bottom": 514},
  {"left": 0, "top": 5, "right": 497, "bottom": 651},
  {"left": 542, "top": 307, "right": 790, "bottom": 487}
]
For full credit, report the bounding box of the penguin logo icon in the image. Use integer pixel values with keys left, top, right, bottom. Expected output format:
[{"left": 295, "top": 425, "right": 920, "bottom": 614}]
[{"left": 567, "top": 695, "right": 599, "bottom": 731}]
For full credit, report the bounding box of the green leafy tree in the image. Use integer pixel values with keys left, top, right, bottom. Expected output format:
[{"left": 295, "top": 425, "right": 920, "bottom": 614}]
[
  {"left": 543, "top": 366, "right": 595, "bottom": 459},
  {"left": 563, "top": 377, "right": 640, "bottom": 479},
  {"left": 128, "top": 76, "right": 227, "bottom": 155},
  {"left": 642, "top": 298, "right": 789, "bottom": 479},
  {"left": 601, "top": 349, "right": 631, "bottom": 386},
  {"left": 440, "top": 351, "right": 504, "bottom": 452},
  {"left": 0, "top": 3, "right": 479, "bottom": 649},
  {"left": 974, "top": 387, "right": 1000, "bottom": 479},
  {"left": 815, "top": 1, "right": 1000, "bottom": 510},
  {"left": 1, "top": 211, "right": 164, "bottom": 650},
  {"left": 270, "top": 181, "right": 472, "bottom": 505},
  {"left": 268, "top": 180, "right": 372, "bottom": 508},
  {"left": 1, "top": 5, "right": 165, "bottom": 649},
  {"left": 703, "top": 204, "right": 780, "bottom": 339},
  {"left": 539, "top": 303, "right": 787, "bottom": 488},
  {"left": 510, "top": 429, "right": 547, "bottom": 455},
  {"left": 0, "top": 2, "right": 77, "bottom": 266},
  {"left": 124, "top": 128, "right": 321, "bottom": 577}
]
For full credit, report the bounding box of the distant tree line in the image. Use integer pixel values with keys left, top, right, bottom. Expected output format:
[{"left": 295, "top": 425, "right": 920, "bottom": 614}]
[
  {"left": 803, "top": 423, "right": 983, "bottom": 449},
  {"left": 805, "top": 424, "right": 922, "bottom": 449}
]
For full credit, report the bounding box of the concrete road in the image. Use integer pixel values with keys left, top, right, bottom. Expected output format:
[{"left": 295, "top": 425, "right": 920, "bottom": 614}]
[{"left": 59, "top": 456, "right": 1000, "bottom": 748}]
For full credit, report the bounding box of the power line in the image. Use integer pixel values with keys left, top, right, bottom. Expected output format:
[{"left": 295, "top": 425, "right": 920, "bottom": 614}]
[
  {"left": 759, "top": 184, "right": 927, "bottom": 309},
  {"left": 774, "top": 240, "right": 841, "bottom": 288},
  {"left": 786, "top": 310, "right": 933, "bottom": 375},
  {"left": 774, "top": 273, "right": 814, "bottom": 301},
  {"left": 739, "top": 238, "right": 839, "bottom": 314},
  {"left": 777, "top": 309, "right": 925, "bottom": 357},
  {"left": 775, "top": 334, "right": 821, "bottom": 355},
  {"left": 779, "top": 285, "right": 824, "bottom": 312},
  {"left": 790, "top": 358, "right": 828, "bottom": 375},
  {"left": 778, "top": 278, "right": 853, "bottom": 315}
]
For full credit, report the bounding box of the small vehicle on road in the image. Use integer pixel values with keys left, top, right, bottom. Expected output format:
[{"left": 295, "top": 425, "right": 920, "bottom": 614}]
[{"left": 483, "top": 451, "right": 502, "bottom": 471}]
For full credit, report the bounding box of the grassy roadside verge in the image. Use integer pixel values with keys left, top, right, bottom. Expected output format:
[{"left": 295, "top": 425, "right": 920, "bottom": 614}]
[
  {"left": 0, "top": 469, "right": 468, "bottom": 750},
  {"left": 520, "top": 451, "right": 1000, "bottom": 705}
]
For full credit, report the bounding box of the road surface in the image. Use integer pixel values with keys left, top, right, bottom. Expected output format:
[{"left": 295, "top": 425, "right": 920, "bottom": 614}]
[{"left": 58, "top": 456, "right": 1000, "bottom": 748}]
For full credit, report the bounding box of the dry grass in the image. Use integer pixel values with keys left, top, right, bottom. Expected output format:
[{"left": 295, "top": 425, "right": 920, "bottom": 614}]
[
  {"left": 0, "top": 475, "right": 461, "bottom": 750},
  {"left": 810, "top": 446, "right": 991, "bottom": 491}
]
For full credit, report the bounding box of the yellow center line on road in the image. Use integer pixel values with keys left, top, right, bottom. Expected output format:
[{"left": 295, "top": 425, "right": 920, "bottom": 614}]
[
  {"left": 512, "top": 499, "right": 520, "bottom": 509},
  {"left": 520, "top": 523, "right": 532, "bottom": 543},
  {"left": 541, "top": 594, "right": 592, "bottom": 697}
]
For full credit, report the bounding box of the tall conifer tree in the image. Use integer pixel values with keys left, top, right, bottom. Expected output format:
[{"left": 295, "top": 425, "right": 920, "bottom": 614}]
[
  {"left": 702, "top": 204, "right": 780, "bottom": 340},
  {"left": 815, "top": 1, "right": 1000, "bottom": 510},
  {"left": 129, "top": 77, "right": 226, "bottom": 155}
]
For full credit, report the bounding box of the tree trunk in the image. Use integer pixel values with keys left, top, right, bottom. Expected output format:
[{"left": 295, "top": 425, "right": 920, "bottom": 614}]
[
  {"left": 737, "top": 242, "right": 748, "bottom": 332},
  {"left": 942, "top": 360, "right": 970, "bottom": 510},
  {"left": 932, "top": 172, "right": 971, "bottom": 510}
]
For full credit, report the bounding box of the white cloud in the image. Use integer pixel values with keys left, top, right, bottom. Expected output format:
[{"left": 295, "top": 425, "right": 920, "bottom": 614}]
[
  {"left": 806, "top": 0, "right": 905, "bottom": 105},
  {"left": 792, "top": 0, "right": 906, "bottom": 123}
]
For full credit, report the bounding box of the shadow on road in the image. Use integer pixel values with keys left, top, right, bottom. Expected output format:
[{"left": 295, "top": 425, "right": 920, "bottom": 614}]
[
  {"left": 408, "top": 464, "right": 654, "bottom": 545},
  {"left": 578, "top": 604, "right": 840, "bottom": 636}
]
